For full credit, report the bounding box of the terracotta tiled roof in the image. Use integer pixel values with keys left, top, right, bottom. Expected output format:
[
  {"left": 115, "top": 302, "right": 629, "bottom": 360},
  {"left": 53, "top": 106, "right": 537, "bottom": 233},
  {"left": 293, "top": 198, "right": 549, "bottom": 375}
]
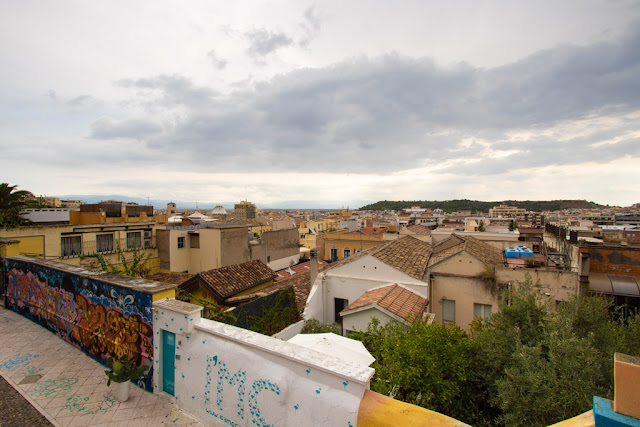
[
  {"left": 370, "top": 236, "right": 432, "bottom": 280},
  {"left": 225, "top": 270, "right": 312, "bottom": 313},
  {"left": 428, "top": 234, "right": 504, "bottom": 267},
  {"left": 274, "top": 260, "right": 327, "bottom": 282},
  {"left": 324, "top": 236, "right": 432, "bottom": 280},
  {"left": 341, "top": 284, "right": 428, "bottom": 322},
  {"left": 149, "top": 272, "right": 195, "bottom": 286},
  {"left": 406, "top": 224, "right": 432, "bottom": 235},
  {"left": 185, "top": 260, "right": 276, "bottom": 300}
]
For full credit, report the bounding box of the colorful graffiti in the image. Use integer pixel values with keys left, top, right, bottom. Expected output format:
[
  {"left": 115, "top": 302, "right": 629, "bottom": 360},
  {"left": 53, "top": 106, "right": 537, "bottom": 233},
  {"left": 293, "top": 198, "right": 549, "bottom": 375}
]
[
  {"left": 4, "top": 259, "right": 154, "bottom": 390},
  {"left": 0, "top": 353, "right": 38, "bottom": 372}
]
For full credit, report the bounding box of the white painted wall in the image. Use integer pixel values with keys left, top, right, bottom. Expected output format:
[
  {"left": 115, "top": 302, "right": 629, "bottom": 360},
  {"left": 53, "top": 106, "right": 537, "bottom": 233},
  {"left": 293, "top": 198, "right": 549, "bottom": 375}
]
[
  {"left": 267, "top": 253, "right": 300, "bottom": 272},
  {"left": 153, "top": 299, "right": 373, "bottom": 427},
  {"left": 342, "top": 308, "right": 397, "bottom": 334},
  {"left": 304, "top": 255, "right": 428, "bottom": 324}
]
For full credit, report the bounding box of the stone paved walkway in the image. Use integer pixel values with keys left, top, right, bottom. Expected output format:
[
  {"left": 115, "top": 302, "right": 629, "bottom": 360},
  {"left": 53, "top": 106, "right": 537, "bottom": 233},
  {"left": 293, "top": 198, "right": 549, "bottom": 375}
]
[{"left": 0, "top": 303, "right": 205, "bottom": 427}]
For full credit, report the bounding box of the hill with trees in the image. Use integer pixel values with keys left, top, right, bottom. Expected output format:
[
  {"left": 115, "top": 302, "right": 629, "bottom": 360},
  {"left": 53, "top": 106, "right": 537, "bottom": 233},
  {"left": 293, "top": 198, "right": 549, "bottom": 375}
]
[{"left": 358, "top": 199, "right": 606, "bottom": 213}]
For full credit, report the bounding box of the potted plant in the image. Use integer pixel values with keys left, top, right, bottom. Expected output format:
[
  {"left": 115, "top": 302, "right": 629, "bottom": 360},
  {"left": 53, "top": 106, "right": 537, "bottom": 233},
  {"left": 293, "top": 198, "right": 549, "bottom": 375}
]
[{"left": 105, "top": 354, "right": 150, "bottom": 402}]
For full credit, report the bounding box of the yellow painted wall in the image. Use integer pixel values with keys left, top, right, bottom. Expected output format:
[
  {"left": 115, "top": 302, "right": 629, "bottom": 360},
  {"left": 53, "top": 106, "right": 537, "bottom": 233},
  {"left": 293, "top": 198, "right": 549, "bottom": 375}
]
[
  {"left": 152, "top": 288, "right": 176, "bottom": 301},
  {"left": 0, "top": 236, "right": 45, "bottom": 258},
  {"left": 323, "top": 232, "right": 384, "bottom": 261},
  {"left": 357, "top": 389, "right": 471, "bottom": 427},
  {"left": 233, "top": 279, "right": 274, "bottom": 297}
]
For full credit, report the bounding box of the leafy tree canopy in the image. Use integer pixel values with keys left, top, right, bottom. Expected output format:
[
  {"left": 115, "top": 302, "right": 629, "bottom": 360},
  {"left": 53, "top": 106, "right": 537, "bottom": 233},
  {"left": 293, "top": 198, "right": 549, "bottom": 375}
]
[
  {"left": 351, "top": 274, "right": 639, "bottom": 426},
  {"left": 0, "top": 183, "right": 34, "bottom": 228}
]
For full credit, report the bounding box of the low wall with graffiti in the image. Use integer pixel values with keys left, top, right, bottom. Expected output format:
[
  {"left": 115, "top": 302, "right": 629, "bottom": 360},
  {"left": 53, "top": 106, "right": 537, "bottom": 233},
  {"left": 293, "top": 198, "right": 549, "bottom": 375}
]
[
  {"left": 3, "top": 256, "right": 176, "bottom": 391},
  {"left": 153, "top": 299, "right": 374, "bottom": 426}
]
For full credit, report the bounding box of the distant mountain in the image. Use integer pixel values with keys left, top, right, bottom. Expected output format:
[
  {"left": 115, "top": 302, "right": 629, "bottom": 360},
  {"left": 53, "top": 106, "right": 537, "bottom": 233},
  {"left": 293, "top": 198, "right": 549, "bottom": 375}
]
[
  {"left": 358, "top": 199, "right": 608, "bottom": 213},
  {"left": 57, "top": 195, "right": 364, "bottom": 211},
  {"left": 59, "top": 195, "right": 233, "bottom": 210}
]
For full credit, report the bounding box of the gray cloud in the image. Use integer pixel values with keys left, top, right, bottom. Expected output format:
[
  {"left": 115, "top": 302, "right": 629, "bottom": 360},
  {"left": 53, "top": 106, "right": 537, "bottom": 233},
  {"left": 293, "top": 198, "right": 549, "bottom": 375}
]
[
  {"left": 100, "top": 20, "right": 640, "bottom": 175},
  {"left": 91, "top": 117, "right": 163, "bottom": 140},
  {"left": 298, "top": 5, "right": 323, "bottom": 48},
  {"left": 206, "top": 50, "right": 228, "bottom": 70},
  {"left": 245, "top": 29, "right": 294, "bottom": 57}
]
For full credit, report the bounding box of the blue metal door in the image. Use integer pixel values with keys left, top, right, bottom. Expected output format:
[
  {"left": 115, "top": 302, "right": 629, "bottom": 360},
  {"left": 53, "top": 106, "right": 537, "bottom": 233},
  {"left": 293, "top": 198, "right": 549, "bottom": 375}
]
[{"left": 162, "top": 330, "right": 175, "bottom": 395}]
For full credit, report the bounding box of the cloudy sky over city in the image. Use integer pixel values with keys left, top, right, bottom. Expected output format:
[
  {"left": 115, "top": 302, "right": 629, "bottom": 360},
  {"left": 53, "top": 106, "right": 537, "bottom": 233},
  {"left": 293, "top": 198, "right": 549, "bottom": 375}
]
[{"left": 2, "top": 0, "right": 640, "bottom": 208}]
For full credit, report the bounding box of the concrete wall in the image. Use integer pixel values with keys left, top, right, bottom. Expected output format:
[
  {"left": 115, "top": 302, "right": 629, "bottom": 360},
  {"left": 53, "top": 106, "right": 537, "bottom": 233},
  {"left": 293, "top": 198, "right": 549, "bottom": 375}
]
[
  {"left": 260, "top": 228, "right": 300, "bottom": 271},
  {"left": 495, "top": 268, "right": 579, "bottom": 303},
  {"left": 153, "top": 299, "right": 374, "bottom": 426},
  {"left": 220, "top": 228, "right": 251, "bottom": 267}
]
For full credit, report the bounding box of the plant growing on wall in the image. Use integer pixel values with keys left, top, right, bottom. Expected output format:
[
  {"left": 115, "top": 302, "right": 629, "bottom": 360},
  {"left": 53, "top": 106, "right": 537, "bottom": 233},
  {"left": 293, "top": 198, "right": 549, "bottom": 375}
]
[
  {"left": 300, "top": 319, "right": 342, "bottom": 334},
  {"left": 82, "top": 240, "right": 151, "bottom": 278},
  {"left": 477, "top": 264, "right": 503, "bottom": 296}
]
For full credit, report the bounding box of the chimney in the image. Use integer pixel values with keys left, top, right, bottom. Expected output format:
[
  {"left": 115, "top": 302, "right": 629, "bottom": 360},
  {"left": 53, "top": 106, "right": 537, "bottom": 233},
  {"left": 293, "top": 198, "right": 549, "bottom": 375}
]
[{"left": 310, "top": 248, "right": 319, "bottom": 286}]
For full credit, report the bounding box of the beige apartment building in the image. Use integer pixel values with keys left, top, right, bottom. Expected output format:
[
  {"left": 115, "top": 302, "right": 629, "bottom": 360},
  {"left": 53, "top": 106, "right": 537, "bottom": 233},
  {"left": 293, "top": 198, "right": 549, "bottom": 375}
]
[{"left": 488, "top": 204, "right": 526, "bottom": 219}]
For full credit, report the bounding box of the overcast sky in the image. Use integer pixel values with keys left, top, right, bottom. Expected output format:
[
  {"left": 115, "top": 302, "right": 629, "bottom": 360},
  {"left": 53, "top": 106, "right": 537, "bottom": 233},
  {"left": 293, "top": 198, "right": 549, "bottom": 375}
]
[{"left": 2, "top": 1, "right": 640, "bottom": 208}]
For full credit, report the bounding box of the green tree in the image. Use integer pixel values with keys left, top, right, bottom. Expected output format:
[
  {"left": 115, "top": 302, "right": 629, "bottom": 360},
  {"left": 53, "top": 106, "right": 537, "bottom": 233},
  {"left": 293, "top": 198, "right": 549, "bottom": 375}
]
[
  {"left": 356, "top": 318, "right": 490, "bottom": 426},
  {"left": 0, "top": 183, "right": 34, "bottom": 228},
  {"left": 508, "top": 220, "right": 518, "bottom": 231},
  {"left": 478, "top": 220, "right": 486, "bottom": 232},
  {"left": 473, "top": 276, "right": 640, "bottom": 426}
]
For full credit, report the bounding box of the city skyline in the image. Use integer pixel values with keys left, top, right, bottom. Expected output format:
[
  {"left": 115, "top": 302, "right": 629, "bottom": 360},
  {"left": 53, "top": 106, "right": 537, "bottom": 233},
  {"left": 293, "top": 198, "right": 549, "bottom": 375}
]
[{"left": 3, "top": 1, "right": 640, "bottom": 207}]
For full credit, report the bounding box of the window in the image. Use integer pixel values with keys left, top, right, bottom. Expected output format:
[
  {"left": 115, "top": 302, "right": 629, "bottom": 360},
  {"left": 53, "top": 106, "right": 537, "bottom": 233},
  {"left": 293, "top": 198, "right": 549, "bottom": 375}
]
[
  {"left": 343, "top": 248, "right": 351, "bottom": 258},
  {"left": 330, "top": 248, "right": 338, "bottom": 262},
  {"left": 189, "top": 234, "right": 200, "bottom": 248},
  {"left": 61, "top": 235, "right": 82, "bottom": 257},
  {"left": 442, "top": 299, "right": 455, "bottom": 322},
  {"left": 126, "top": 232, "right": 142, "bottom": 250},
  {"left": 96, "top": 233, "right": 114, "bottom": 253},
  {"left": 474, "top": 303, "right": 492, "bottom": 319},
  {"left": 177, "top": 236, "right": 185, "bottom": 249}
]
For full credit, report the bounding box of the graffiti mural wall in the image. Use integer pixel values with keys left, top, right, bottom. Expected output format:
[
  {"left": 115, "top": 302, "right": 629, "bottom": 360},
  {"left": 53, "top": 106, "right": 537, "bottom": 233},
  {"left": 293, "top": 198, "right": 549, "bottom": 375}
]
[{"left": 4, "top": 258, "right": 154, "bottom": 390}]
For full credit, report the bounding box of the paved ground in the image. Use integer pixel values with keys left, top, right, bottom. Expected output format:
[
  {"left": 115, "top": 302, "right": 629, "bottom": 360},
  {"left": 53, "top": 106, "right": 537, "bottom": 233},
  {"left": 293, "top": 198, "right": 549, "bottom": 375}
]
[{"left": 0, "top": 302, "right": 205, "bottom": 427}]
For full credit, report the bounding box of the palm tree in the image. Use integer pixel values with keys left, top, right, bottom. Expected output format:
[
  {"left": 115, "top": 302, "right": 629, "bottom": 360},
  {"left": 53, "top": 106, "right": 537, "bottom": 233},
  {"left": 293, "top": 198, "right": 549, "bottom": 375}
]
[{"left": 0, "top": 183, "right": 34, "bottom": 228}]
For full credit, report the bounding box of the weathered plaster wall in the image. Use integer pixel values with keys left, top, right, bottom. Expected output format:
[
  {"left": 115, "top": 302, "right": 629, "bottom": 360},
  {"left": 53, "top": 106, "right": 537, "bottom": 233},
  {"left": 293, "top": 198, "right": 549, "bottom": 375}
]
[
  {"left": 431, "top": 275, "right": 496, "bottom": 329},
  {"left": 4, "top": 257, "right": 158, "bottom": 390},
  {"left": 430, "top": 252, "right": 487, "bottom": 276},
  {"left": 153, "top": 299, "right": 374, "bottom": 427},
  {"left": 586, "top": 247, "right": 640, "bottom": 276},
  {"left": 495, "top": 268, "right": 579, "bottom": 303}
]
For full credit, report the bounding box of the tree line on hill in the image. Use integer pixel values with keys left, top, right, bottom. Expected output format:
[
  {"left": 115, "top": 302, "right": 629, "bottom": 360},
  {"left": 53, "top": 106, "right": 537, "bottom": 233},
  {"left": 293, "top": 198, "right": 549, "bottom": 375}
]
[{"left": 358, "top": 199, "right": 606, "bottom": 213}]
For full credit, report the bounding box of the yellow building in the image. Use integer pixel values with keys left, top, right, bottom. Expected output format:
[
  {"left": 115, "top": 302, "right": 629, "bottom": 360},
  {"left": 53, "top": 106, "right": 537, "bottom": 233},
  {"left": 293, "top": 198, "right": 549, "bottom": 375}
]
[
  {"left": 0, "top": 221, "right": 161, "bottom": 275},
  {"left": 322, "top": 227, "right": 387, "bottom": 262}
]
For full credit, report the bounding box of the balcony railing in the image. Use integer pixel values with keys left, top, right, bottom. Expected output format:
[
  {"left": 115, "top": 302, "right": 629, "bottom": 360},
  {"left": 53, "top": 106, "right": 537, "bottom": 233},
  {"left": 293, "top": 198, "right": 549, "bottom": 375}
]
[{"left": 61, "top": 237, "right": 156, "bottom": 258}]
